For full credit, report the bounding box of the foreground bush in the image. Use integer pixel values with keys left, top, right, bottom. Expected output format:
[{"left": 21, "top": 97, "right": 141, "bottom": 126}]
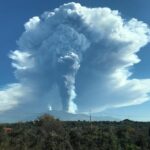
[{"left": 0, "top": 115, "right": 150, "bottom": 150}]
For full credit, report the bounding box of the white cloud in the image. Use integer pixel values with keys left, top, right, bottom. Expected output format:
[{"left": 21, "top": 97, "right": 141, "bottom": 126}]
[
  {"left": 0, "top": 84, "right": 24, "bottom": 112},
  {"left": 9, "top": 50, "right": 34, "bottom": 70}
]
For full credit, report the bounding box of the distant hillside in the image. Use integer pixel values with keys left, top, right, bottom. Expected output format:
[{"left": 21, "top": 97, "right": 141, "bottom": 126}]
[
  {"left": 0, "top": 110, "right": 119, "bottom": 123},
  {"left": 48, "top": 110, "right": 119, "bottom": 121}
]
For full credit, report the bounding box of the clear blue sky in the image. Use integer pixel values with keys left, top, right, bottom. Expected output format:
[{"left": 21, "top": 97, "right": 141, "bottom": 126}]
[{"left": 0, "top": 0, "right": 150, "bottom": 121}]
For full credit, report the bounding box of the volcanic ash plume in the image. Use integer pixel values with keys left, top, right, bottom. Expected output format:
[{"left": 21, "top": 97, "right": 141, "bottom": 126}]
[{"left": 0, "top": 2, "right": 150, "bottom": 115}]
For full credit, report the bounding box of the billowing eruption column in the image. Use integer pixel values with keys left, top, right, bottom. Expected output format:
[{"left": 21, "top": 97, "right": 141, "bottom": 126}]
[{"left": 57, "top": 52, "right": 80, "bottom": 113}]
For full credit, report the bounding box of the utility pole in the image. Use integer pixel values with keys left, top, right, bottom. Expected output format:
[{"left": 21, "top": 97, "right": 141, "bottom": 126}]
[{"left": 89, "top": 110, "right": 92, "bottom": 130}]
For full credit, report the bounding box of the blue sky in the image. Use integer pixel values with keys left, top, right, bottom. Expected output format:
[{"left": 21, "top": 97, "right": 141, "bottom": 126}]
[{"left": 0, "top": 0, "right": 150, "bottom": 121}]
